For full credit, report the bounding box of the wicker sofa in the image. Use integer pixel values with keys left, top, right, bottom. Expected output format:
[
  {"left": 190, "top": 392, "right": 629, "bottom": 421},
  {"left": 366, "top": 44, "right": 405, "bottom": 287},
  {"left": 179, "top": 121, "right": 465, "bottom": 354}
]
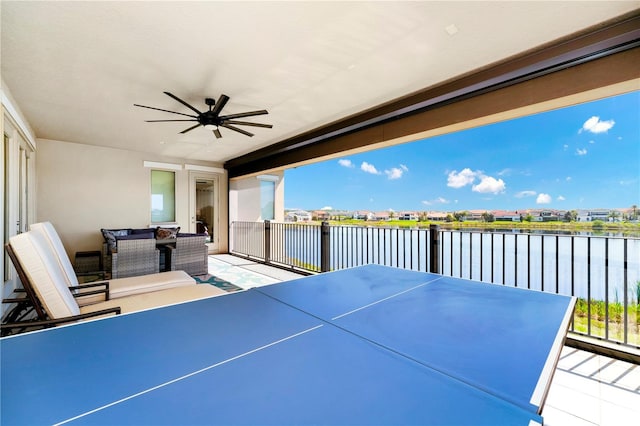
[{"left": 101, "top": 227, "right": 208, "bottom": 277}]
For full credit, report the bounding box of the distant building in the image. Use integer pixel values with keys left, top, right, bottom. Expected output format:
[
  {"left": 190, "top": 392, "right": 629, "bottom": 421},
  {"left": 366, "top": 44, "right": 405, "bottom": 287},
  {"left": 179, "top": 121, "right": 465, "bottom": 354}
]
[
  {"left": 312, "top": 210, "right": 331, "bottom": 221},
  {"left": 352, "top": 210, "right": 374, "bottom": 220},
  {"left": 493, "top": 210, "right": 521, "bottom": 222},
  {"left": 576, "top": 209, "right": 615, "bottom": 222},
  {"left": 398, "top": 211, "right": 419, "bottom": 220},
  {"left": 285, "top": 210, "right": 312, "bottom": 222},
  {"left": 425, "top": 211, "right": 447, "bottom": 221},
  {"left": 373, "top": 211, "right": 391, "bottom": 221}
]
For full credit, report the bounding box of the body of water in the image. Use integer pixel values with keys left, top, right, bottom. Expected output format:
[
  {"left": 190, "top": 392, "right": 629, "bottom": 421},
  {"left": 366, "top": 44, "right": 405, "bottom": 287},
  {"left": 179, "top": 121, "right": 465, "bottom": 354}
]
[{"left": 274, "top": 226, "right": 640, "bottom": 302}]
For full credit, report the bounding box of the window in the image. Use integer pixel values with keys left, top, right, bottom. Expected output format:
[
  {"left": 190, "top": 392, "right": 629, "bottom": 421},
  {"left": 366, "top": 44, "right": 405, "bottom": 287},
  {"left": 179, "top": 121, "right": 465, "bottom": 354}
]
[
  {"left": 260, "top": 180, "right": 275, "bottom": 221},
  {"left": 150, "top": 170, "right": 175, "bottom": 223}
]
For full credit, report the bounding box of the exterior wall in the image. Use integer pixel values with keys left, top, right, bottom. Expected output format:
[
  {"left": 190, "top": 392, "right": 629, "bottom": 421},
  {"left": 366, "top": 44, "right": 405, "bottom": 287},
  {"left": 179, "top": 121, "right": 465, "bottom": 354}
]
[
  {"left": 229, "top": 171, "right": 284, "bottom": 223},
  {"left": 36, "top": 138, "right": 228, "bottom": 259}
]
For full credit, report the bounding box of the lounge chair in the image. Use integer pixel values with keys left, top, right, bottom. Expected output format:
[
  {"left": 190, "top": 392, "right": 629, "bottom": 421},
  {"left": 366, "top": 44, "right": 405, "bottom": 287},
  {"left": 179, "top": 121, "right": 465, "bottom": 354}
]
[
  {"left": 30, "top": 222, "right": 196, "bottom": 302},
  {"left": 2, "top": 231, "right": 226, "bottom": 335}
]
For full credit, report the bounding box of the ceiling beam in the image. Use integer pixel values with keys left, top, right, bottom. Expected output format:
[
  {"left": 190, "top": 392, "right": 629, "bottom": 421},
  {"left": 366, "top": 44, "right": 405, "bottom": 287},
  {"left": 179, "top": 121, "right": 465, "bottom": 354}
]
[{"left": 225, "top": 12, "right": 640, "bottom": 179}]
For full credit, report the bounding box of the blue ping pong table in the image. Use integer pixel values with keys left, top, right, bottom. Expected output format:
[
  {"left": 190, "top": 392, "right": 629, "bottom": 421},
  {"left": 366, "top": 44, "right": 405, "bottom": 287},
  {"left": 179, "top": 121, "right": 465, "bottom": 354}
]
[{"left": 1, "top": 264, "right": 575, "bottom": 425}]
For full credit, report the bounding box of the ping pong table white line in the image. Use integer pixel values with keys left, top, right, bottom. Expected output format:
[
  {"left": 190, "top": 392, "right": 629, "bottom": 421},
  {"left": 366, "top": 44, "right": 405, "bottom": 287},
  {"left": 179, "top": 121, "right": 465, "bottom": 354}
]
[
  {"left": 53, "top": 324, "right": 324, "bottom": 426},
  {"left": 331, "top": 276, "right": 444, "bottom": 320}
]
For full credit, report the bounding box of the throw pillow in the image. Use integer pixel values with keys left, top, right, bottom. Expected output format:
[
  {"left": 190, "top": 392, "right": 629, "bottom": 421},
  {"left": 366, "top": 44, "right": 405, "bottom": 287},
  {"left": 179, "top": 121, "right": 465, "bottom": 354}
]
[
  {"left": 101, "top": 228, "right": 131, "bottom": 252},
  {"left": 156, "top": 226, "right": 180, "bottom": 240}
]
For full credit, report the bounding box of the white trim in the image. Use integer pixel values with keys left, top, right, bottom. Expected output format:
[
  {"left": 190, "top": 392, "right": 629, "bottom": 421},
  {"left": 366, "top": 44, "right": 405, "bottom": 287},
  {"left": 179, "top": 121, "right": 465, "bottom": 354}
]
[
  {"left": 143, "top": 161, "right": 182, "bottom": 171},
  {"left": 1, "top": 90, "right": 36, "bottom": 149},
  {"left": 184, "top": 164, "right": 224, "bottom": 174},
  {"left": 256, "top": 174, "right": 279, "bottom": 182}
]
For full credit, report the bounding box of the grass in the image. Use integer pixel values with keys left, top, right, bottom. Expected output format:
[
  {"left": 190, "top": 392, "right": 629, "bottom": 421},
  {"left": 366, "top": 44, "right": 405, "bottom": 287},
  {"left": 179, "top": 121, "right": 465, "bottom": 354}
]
[{"left": 573, "top": 297, "right": 640, "bottom": 345}]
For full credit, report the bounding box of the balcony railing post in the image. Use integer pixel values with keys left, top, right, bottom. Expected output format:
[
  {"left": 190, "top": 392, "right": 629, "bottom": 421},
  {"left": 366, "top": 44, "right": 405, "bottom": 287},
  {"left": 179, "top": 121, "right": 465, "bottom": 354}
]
[
  {"left": 264, "top": 220, "right": 271, "bottom": 265},
  {"left": 321, "top": 221, "right": 330, "bottom": 272},
  {"left": 429, "top": 224, "right": 440, "bottom": 274}
]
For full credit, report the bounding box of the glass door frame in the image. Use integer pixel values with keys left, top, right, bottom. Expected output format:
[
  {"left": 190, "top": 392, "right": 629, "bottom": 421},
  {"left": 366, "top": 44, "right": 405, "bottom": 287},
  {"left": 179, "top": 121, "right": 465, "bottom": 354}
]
[{"left": 188, "top": 171, "right": 220, "bottom": 253}]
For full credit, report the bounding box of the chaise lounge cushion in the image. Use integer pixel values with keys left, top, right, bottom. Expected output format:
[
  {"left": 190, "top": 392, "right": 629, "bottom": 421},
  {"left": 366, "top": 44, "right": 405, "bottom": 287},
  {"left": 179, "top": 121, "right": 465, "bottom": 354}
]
[
  {"left": 10, "top": 231, "right": 83, "bottom": 318},
  {"left": 80, "top": 285, "right": 226, "bottom": 316},
  {"left": 107, "top": 271, "right": 195, "bottom": 299}
]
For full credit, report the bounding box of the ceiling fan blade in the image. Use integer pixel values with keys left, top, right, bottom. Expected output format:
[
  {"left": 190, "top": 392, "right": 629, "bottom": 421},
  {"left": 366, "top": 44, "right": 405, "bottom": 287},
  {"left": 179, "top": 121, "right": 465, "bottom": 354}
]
[
  {"left": 180, "top": 123, "right": 202, "bottom": 134},
  {"left": 144, "top": 119, "right": 198, "bottom": 122},
  {"left": 220, "top": 123, "right": 254, "bottom": 137},
  {"left": 163, "top": 92, "right": 203, "bottom": 115},
  {"left": 134, "top": 104, "right": 197, "bottom": 118},
  {"left": 223, "top": 120, "right": 273, "bottom": 128},
  {"left": 219, "top": 110, "right": 268, "bottom": 120},
  {"left": 213, "top": 128, "right": 222, "bottom": 139},
  {"left": 210, "top": 94, "right": 230, "bottom": 117}
]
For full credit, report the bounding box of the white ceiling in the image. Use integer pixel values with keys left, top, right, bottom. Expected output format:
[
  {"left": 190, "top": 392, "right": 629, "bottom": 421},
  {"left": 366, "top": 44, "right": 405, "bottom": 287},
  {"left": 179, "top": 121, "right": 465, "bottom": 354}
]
[{"left": 2, "top": 1, "right": 638, "bottom": 164}]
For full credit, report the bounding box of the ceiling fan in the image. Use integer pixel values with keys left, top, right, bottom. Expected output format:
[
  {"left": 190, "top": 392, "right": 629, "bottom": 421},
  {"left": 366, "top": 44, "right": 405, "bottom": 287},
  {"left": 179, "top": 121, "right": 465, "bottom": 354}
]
[{"left": 134, "top": 92, "right": 272, "bottom": 138}]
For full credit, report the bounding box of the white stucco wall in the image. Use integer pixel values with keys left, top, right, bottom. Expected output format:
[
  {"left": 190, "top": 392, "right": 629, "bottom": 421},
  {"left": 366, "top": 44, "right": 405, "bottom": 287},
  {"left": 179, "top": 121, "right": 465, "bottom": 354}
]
[
  {"left": 229, "top": 172, "right": 285, "bottom": 223},
  {"left": 36, "top": 138, "right": 228, "bottom": 258}
]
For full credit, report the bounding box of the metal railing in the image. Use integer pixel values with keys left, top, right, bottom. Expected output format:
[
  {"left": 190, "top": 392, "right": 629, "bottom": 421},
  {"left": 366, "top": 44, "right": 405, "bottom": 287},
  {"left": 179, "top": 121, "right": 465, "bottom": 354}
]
[{"left": 230, "top": 221, "right": 640, "bottom": 351}]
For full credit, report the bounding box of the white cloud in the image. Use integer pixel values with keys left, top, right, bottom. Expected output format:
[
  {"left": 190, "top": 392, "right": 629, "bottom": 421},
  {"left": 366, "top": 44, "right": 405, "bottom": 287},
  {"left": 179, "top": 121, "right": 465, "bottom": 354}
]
[
  {"left": 497, "top": 168, "right": 513, "bottom": 176},
  {"left": 383, "top": 164, "right": 409, "bottom": 180},
  {"left": 576, "top": 148, "right": 587, "bottom": 156},
  {"left": 338, "top": 159, "right": 354, "bottom": 168},
  {"left": 385, "top": 168, "right": 403, "bottom": 180},
  {"left": 536, "top": 193, "right": 552, "bottom": 204},
  {"left": 321, "top": 206, "right": 332, "bottom": 210},
  {"left": 557, "top": 195, "right": 566, "bottom": 201},
  {"left": 472, "top": 176, "right": 506, "bottom": 194},
  {"left": 580, "top": 116, "right": 615, "bottom": 134},
  {"left": 515, "top": 190, "right": 536, "bottom": 198},
  {"left": 447, "top": 168, "right": 477, "bottom": 188},
  {"left": 422, "top": 197, "right": 450, "bottom": 206},
  {"left": 360, "top": 161, "right": 380, "bottom": 175},
  {"left": 566, "top": 176, "right": 572, "bottom": 182},
  {"left": 563, "top": 144, "right": 569, "bottom": 150}
]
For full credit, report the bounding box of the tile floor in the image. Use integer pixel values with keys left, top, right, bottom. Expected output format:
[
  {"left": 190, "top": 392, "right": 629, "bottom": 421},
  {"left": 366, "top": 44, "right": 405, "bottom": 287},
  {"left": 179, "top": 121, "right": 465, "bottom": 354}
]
[{"left": 208, "top": 254, "right": 640, "bottom": 426}]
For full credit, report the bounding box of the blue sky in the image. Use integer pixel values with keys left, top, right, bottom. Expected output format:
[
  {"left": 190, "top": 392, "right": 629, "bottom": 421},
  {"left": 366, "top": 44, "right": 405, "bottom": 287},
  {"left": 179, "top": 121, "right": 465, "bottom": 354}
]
[{"left": 285, "top": 91, "right": 639, "bottom": 212}]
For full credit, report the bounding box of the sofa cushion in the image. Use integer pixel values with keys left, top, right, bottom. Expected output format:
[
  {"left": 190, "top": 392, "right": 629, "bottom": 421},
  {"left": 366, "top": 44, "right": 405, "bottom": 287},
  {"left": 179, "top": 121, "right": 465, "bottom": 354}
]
[
  {"left": 156, "top": 226, "right": 180, "bottom": 240},
  {"left": 116, "top": 232, "right": 155, "bottom": 240},
  {"left": 177, "top": 232, "right": 208, "bottom": 237},
  {"left": 131, "top": 228, "right": 154, "bottom": 235}
]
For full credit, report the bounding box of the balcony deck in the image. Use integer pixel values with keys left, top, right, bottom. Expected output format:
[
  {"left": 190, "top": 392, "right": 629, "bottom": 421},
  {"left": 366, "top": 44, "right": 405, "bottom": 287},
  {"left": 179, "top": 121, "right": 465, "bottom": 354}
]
[{"left": 208, "top": 254, "right": 640, "bottom": 426}]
